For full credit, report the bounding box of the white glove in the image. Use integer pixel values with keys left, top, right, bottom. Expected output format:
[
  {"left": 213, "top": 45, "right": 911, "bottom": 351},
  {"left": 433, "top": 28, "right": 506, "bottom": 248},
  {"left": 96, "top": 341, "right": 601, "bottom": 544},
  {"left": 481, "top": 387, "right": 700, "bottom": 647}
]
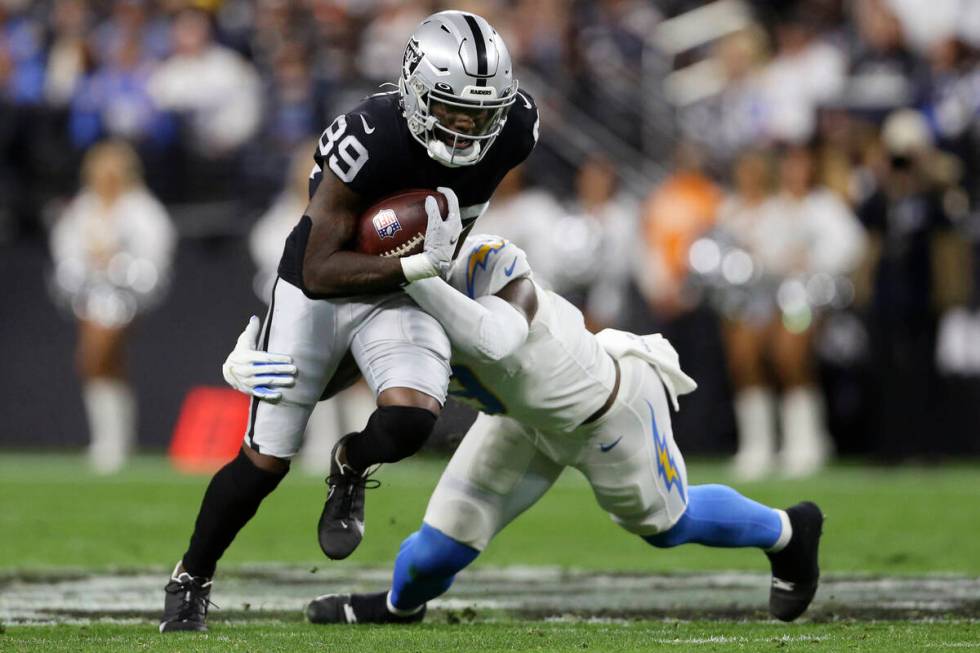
[
  {"left": 221, "top": 316, "right": 297, "bottom": 403},
  {"left": 401, "top": 186, "right": 462, "bottom": 282}
]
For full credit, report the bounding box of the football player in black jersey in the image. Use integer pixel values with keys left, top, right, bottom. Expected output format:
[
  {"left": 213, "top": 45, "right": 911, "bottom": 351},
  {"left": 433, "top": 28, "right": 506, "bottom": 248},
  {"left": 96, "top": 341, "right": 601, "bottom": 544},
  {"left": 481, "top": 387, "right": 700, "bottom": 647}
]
[{"left": 161, "top": 10, "right": 539, "bottom": 633}]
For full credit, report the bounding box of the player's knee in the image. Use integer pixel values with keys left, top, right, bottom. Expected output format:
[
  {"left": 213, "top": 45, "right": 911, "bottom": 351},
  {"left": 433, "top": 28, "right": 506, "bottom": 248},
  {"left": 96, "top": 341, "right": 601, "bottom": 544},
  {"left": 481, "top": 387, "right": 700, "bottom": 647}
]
[
  {"left": 370, "top": 405, "right": 438, "bottom": 463},
  {"left": 343, "top": 405, "right": 437, "bottom": 470},
  {"left": 398, "top": 530, "right": 420, "bottom": 554},
  {"left": 425, "top": 495, "right": 495, "bottom": 551},
  {"left": 405, "top": 523, "right": 479, "bottom": 578}
]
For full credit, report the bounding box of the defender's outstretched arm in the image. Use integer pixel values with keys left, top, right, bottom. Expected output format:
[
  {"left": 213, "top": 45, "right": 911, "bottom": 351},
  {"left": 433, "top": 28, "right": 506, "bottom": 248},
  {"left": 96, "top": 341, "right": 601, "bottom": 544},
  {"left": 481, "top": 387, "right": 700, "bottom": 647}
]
[{"left": 405, "top": 276, "right": 538, "bottom": 362}]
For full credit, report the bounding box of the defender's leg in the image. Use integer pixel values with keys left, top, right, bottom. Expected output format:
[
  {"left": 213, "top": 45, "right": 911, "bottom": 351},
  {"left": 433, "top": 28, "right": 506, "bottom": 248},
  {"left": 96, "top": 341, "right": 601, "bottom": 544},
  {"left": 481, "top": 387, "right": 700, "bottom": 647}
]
[
  {"left": 308, "top": 414, "right": 562, "bottom": 623},
  {"left": 575, "top": 357, "right": 823, "bottom": 622},
  {"left": 645, "top": 485, "right": 823, "bottom": 622},
  {"left": 644, "top": 484, "right": 786, "bottom": 549},
  {"left": 390, "top": 415, "right": 562, "bottom": 612}
]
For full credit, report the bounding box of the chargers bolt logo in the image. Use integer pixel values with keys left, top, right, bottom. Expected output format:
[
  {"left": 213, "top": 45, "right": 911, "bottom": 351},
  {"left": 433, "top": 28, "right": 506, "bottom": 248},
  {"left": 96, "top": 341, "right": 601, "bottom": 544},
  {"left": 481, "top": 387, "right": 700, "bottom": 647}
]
[{"left": 372, "top": 209, "right": 402, "bottom": 240}]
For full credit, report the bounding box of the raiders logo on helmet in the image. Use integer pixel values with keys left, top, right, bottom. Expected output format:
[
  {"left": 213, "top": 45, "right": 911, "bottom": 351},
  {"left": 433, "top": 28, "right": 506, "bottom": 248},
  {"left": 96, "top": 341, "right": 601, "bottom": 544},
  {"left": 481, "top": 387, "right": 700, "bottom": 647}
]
[{"left": 403, "top": 38, "right": 422, "bottom": 78}]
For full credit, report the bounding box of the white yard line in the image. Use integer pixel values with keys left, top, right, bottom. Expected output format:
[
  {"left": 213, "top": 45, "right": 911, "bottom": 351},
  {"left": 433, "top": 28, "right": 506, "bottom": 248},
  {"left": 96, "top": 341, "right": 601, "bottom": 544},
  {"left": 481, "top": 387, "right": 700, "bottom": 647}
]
[{"left": 2, "top": 568, "right": 979, "bottom": 625}]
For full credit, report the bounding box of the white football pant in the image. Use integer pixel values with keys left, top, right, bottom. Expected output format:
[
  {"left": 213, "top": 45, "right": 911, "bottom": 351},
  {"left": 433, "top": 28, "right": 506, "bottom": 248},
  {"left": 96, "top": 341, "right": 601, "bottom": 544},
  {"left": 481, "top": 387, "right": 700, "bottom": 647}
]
[
  {"left": 244, "top": 278, "right": 451, "bottom": 459},
  {"left": 424, "top": 356, "right": 689, "bottom": 550}
]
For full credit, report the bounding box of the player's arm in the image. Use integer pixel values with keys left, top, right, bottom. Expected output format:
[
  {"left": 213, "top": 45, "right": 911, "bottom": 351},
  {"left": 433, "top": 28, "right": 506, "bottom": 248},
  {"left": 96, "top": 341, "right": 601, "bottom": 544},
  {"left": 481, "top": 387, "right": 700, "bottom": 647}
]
[
  {"left": 300, "top": 177, "right": 462, "bottom": 296},
  {"left": 300, "top": 172, "right": 403, "bottom": 296},
  {"left": 404, "top": 275, "right": 537, "bottom": 362}
]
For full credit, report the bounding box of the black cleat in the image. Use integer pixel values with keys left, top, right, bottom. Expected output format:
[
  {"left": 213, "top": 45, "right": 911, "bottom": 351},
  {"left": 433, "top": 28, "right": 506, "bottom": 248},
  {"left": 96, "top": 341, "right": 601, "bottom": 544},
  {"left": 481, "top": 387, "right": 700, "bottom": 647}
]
[
  {"left": 766, "top": 501, "right": 824, "bottom": 621},
  {"left": 317, "top": 434, "right": 379, "bottom": 560},
  {"left": 306, "top": 591, "right": 426, "bottom": 625},
  {"left": 159, "top": 563, "right": 215, "bottom": 632}
]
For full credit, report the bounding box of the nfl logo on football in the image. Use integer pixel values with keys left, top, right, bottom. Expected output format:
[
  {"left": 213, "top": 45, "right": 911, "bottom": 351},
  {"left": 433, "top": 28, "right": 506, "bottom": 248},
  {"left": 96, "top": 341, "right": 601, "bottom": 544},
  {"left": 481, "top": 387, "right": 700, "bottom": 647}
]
[{"left": 372, "top": 209, "right": 402, "bottom": 240}]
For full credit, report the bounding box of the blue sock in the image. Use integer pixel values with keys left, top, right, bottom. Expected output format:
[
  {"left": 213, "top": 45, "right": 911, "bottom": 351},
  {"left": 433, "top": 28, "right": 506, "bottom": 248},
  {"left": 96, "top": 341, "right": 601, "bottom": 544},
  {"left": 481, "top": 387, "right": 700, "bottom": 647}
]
[
  {"left": 645, "top": 484, "right": 784, "bottom": 549},
  {"left": 389, "top": 522, "right": 480, "bottom": 611}
]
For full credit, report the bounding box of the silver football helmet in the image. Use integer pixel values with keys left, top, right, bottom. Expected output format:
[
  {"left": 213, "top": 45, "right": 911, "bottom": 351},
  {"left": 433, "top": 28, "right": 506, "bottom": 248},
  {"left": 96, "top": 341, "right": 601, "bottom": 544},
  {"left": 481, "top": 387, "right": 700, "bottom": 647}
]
[{"left": 399, "top": 11, "right": 518, "bottom": 167}]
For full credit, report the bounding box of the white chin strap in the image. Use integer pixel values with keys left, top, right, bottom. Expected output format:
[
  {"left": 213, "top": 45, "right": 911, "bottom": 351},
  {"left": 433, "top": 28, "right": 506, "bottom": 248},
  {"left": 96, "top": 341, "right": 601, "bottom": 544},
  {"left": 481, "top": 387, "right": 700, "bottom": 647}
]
[{"left": 427, "top": 138, "right": 482, "bottom": 167}]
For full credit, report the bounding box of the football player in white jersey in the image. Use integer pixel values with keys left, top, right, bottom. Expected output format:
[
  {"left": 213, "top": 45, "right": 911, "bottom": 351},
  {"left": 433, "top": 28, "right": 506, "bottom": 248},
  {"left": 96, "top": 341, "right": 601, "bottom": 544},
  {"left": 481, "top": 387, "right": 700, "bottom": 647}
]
[{"left": 227, "top": 234, "right": 825, "bottom": 623}]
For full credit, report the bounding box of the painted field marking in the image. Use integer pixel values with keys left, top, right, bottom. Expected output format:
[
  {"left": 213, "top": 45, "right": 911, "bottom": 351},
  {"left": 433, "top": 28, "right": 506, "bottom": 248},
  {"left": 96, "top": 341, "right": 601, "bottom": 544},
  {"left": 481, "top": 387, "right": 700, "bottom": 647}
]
[{"left": 2, "top": 568, "right": 979, "bottom": 625}]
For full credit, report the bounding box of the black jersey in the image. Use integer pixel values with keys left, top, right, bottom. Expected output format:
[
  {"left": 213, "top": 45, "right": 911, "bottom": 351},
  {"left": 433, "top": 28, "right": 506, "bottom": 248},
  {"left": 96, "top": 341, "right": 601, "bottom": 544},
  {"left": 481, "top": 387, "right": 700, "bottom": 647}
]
[{"left": 278, "top": 89, "right": 539, "bottom": 295}]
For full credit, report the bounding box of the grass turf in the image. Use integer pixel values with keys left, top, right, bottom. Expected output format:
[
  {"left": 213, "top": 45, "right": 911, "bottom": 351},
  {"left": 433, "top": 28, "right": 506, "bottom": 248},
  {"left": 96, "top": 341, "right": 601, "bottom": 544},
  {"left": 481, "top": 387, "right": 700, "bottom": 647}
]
[
  {"left": 3, "top": 620, "right": 980, "bottom": 653},
  {"left": 1, "top": 454, "right": 979, "bottom": 575},
  {"left": 2, "top": 454, "right": 979, "bottom": 652}
]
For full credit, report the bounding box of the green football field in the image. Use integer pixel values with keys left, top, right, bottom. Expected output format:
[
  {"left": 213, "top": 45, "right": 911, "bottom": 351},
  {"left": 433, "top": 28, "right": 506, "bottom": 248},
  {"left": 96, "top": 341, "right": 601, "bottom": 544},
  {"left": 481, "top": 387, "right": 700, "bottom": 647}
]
[{"left": 1, "top": 454, "right": 979, "bottom": 652}]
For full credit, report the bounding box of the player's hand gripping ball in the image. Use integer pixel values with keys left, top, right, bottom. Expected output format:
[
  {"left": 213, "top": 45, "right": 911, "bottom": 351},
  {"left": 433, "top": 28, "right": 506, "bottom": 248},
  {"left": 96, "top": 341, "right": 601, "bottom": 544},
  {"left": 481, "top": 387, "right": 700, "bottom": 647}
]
[{"left": 355, "top": 189, "right": 449, "bottom": 258}]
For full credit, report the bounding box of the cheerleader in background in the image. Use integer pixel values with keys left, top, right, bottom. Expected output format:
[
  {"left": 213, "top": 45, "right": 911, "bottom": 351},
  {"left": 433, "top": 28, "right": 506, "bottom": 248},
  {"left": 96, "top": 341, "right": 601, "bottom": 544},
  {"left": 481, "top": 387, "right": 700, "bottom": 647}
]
[
  {"left": 50, "top": 141, "right": 176, "bottom": 473},
  {"left": 718, "top": 145, "right": 866, "bottom": 480}
]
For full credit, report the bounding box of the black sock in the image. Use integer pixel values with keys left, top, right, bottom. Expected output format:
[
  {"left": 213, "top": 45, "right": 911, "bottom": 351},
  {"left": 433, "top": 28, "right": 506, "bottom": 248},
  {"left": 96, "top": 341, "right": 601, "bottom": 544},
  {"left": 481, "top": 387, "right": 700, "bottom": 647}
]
[
  {"left": 181, "top": 449, "right": 287, "bottom": 578},
  {"left": 351, "top": 591, "right": 391, "bottom": 619},
  {"left": 344, "top": 406, "right": 437, "bottom": 471},
  {"left": 350, "top": 591, "right": 423, "bottom": 623}
]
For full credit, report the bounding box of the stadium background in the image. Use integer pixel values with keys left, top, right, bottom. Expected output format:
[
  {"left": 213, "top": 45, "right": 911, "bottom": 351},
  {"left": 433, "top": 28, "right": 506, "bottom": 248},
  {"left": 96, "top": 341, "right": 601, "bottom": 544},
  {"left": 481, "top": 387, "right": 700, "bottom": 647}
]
[{"left": 2, "top": 0, "right": 978, "bottom": 459}]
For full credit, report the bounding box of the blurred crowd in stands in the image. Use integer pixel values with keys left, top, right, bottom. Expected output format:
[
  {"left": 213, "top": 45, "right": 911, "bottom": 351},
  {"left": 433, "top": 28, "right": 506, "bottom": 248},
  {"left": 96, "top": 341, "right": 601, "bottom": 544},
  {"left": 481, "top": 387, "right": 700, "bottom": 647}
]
[{"left": 3, "top": 0, "right": 979, "bottom": 471}]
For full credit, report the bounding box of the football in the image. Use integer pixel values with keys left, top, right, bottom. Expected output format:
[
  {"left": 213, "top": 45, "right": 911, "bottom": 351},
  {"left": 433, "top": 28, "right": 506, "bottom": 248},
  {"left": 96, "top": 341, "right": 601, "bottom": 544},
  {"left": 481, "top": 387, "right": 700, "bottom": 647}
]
[{"left": 354, "top": 189, "right": 448, "bottom": 258}]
